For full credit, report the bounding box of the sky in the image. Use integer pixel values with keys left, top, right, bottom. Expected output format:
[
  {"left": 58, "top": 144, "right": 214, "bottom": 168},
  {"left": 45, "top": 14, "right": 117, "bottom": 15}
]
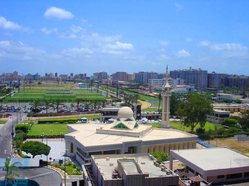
[{"left": 0, "top": 0, "right": 249, "bottom": 76}]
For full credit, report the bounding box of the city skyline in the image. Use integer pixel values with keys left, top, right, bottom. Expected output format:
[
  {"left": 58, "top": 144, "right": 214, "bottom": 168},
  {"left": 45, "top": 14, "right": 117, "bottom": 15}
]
[{"left": 1, "top": 0, "right": 249, "bottom": 75}]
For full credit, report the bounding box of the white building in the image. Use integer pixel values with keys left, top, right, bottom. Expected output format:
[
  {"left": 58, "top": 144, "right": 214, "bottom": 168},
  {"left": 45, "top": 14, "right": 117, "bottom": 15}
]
[
  {"left": 65, "top": 107, "right": 197, "bottom": 164},
  {"left": 217, "top": 93, "right": 243, "bottom": 101},
  {"left": 207, "top": 109, "right": 230, "bottom": 124},
  {"left": 83, "top": 153, "right": 179, "bottom": 186},
  {"left": 170, "top": 148, "right": 249, "bottom": 184}
]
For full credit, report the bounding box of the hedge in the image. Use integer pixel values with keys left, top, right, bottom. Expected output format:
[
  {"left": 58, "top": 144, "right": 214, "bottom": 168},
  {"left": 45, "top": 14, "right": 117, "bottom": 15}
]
[
  {"left": 27, "top": 134, "right": 65, "bottom": 138},
  {"left": 15, "top": 124, "right": 29, "bottom": 133}
]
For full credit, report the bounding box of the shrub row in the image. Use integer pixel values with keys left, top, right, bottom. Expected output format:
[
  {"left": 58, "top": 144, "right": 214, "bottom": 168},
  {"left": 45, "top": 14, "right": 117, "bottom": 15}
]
[
  {"left": 27, "top": 134, "right": 65, "bottom": 138},
  {"left": 28, "top": 110, "right": 101, "bottom": 117},
  {"left": 38, "top": 119, "right": 77, "bottom": 124},
  {"left": 15, "top": 124, "right": 30, "bottom": 133}
]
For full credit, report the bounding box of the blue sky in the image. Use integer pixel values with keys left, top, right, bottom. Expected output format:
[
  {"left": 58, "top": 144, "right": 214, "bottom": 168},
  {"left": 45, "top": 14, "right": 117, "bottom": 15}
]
[{"left": 1, "top": 0, "right": 249, "bottom": 76}]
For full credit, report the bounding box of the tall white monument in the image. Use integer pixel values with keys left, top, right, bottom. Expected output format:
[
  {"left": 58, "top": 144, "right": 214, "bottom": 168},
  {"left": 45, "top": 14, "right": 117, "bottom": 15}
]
[{"left": 161, "top": 65, "right": 171, "bottom": 128}]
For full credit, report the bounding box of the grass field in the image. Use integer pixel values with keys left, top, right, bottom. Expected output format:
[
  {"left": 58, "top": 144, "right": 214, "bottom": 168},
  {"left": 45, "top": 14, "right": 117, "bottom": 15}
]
[
  {"left": 28, "top": 124, "right": 68, "bottom": 135},
  {"left": 6, "top": 84, "right": 106, "bottom": 102},
  {"left": 170, "top": 121, "right": 224, "bottom": 133},
  {"left": 0, "top": 120, "right": 7, "bottom": 124},
  {"left": 142, "top": 107, "right": 160, "bottom": 111},
  {"left": 145, "top": 123, "right": 161, "bottom": 128},
  {"left": 207, "top": 138, "right": 249, "bottom": 155}
]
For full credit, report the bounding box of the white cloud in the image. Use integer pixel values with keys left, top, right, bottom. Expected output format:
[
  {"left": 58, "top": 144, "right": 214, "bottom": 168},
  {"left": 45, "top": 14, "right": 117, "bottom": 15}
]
[
  {"left": 159, "top": 40, "right": 169, "bottom": 46},
  {"left": 82, "top": 19, "right": 92, "bottom": 27},
  {"left": 175, "top": 3, "right": 183, "bottom": 11},
  {"left": 44, "top": 7, "right": 74, "bottom": 19},
  {"left": 0, "top": 16, "right": 32, "bottom": 32},
  {"left": 70, "top": 25, "right": 85, "bottom": 33},
  {"left": 159, "top": 54, "right": 169, "bottom": 60},
  {"left": 199, "top": 40, "right": 211, "bottom": 46},
  {"left": 41, "top": 27, "right": 58, "bottom": 35},
  {"left": 105, "top": 41, "right": 134, "bottom": 50},
  {"left": 91, "top": 33, "right": 121, "bottom": 43},
  {"left": 0, "top": 41, "right": 46, "bottom": 61},
  {"left": 58, "top": 33, "right": 77, "bottom": 39},
  {"left": 185, "top": 37, "right": 193, "bottom": 42},
  {"left": 175, "top": 50, "right": 191, "bottom": 58},
  {"left": 200, "top": 40, "right": 249, "bottom": 58},
  {"left": 62, "top": 47, "right": 93, "bottom": 58},
  {"left": 160, "top": 48, "right": 166, "bottom": 52}
]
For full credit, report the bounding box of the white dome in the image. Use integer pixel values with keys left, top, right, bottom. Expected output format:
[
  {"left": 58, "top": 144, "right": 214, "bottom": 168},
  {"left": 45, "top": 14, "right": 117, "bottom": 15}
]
[{"left": 118, "top": 107, "right": 133, "bottom": 118}]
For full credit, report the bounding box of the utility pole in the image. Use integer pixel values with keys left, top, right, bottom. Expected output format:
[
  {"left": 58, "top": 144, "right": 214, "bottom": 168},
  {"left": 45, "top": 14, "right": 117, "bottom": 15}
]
[{"left": 107, "top": 80, "right": 109, "bottom": 97}]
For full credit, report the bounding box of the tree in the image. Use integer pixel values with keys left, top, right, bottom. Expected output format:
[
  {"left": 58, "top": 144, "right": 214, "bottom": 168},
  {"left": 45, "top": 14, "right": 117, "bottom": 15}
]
[
  {"left": 158, "top": 93, "right": 161, "bottom": 112},
  {"left": 170, "top": 94, "right": 178, "bottom": 116},
  {"left": 177, "top": 93, "right": 213, "bottom": 133},
  {"left": 150, "top": 152, "right": 168, "bottom": 161},
  {"left": 239, "top": 110, "right": 249, "bottom": 130},
  {"left": 4, "top": 157, "right": 21, "bottom": 186},
  {"left": 74, "top": 99, "right": 82, "bottom": 110},
  {"left": 43, "top": 100, "right": 51, "bottom": 113},
  {"left": 21, "top": 141, "right": 51, "bottom": 158},
  {"left": 54, "top": 99, "right": 64, "bottom": 113}
]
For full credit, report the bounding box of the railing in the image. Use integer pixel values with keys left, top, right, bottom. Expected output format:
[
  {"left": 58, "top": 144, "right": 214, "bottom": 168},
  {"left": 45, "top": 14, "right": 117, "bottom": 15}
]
[{"left": 197, "top": 139, "right": 214, "bottom": 148}]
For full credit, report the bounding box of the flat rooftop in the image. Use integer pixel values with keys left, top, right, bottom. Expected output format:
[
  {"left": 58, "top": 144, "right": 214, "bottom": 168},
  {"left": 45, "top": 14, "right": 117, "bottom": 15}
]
[
  {"left": 171, "top": 148, "right": 249, "bottom": 171},
  {"left": 92, "top": 154, "right": 175, "bottom": 180},
  {"left": 66, "top": 123, "right": 196, "bottom": 147}
]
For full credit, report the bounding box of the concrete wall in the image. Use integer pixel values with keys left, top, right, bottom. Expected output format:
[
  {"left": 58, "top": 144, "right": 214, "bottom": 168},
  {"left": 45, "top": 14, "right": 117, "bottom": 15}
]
[{"left": 144, "top": 176, "right": 179, "bottom": 186}]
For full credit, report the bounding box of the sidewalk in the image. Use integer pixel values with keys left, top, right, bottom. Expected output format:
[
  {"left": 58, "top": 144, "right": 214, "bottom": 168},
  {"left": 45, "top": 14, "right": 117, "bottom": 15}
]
[{"left": 47, "top": 165, "right": 83, "bottom": 186}]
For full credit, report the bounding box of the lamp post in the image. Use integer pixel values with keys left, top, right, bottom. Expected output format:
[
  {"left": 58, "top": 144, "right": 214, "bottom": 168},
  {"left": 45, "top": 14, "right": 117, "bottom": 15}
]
[
  {"left": 60, "top": 132, "right": 63, "bottom": 141},
  {"left": 41, "top": 132, "right": 44, "bottom": 142},
  {"left": 50, "top": 129, "right": 53, "bottom": 136},
  {"left": 64, "top": 149, "right": 68, "bottom": 186}
]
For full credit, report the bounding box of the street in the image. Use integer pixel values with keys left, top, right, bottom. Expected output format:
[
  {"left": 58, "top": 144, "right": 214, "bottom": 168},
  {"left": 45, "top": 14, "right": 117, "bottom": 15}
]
[{"left": 0, "top": 112, "right": 26, "bottom": 158}]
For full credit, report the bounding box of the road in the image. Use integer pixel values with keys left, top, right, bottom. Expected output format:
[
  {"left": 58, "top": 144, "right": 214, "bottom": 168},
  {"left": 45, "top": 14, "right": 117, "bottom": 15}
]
[{"left": 0, "top": 112, "right": 26, "bottom": 158}]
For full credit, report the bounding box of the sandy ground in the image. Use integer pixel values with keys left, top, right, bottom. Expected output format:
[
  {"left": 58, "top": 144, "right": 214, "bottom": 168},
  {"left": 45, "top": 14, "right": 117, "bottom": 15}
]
[
  {"left": 138, "top": 100, "right": 151, "bottom": 109},
  {"left": 206, "top": 137, "right": 249, "bottom": 156}
]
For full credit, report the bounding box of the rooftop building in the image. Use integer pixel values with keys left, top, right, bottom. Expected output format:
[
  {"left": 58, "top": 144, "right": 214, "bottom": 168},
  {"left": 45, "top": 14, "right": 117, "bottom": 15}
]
[
  {"left": 65, "top": 107, "right": 197, "bottom": 164},
  {"left": 83, "top": 153, "right": 179, "bottom": 186},
  {"left": 170, "top": 148, "right": 249, "bottom": 184}
]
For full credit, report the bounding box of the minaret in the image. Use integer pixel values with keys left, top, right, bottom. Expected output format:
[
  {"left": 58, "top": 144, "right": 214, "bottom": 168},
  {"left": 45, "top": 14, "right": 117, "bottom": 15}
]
[{"left": 161, "top": 65, "right": 171, "bottom": 128}]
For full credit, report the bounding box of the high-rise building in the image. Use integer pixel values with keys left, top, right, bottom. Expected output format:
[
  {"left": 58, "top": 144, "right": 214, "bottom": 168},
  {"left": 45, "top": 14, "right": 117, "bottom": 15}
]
[
  {"left": 170, "top": 68, "right": 208, "bottom": 89},
  {"left": 111, "top": 72, "right": 129, "bottom": 81},
  {"left": 55, "top": 72, "right": 58, "bottom": 77}
]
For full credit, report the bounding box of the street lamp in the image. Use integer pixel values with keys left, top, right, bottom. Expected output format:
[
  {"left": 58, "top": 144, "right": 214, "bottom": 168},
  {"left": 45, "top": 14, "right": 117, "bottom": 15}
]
[
  {"left": 60, "top": 132, "right": 64, "bottom": 141},
  {"left": 41, "top": 132, "right": 44, "bottom": 142},
  {"left": 50, "top": 129, "right": 53, "bottom": 136}
]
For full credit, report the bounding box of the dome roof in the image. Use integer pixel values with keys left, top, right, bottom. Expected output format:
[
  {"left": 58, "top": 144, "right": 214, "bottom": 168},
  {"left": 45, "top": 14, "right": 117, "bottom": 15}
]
[{"left": 118, "top": 107, "right": 133, "bottom": 118}]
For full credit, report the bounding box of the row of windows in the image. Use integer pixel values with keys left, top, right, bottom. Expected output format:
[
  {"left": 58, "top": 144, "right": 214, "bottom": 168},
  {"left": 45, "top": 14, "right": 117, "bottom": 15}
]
[{"left": 217, "top": 172, "right": 249, "bottom": 179}]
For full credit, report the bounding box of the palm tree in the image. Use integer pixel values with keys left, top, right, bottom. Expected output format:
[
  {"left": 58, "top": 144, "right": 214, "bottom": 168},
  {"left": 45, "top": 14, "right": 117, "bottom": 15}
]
[
  {"left": 54, "top": 99, "right": 64, "bottom": 113},
  {"left": 4, "top": 157, "right": 21, "bottom": 186},
  {"left": 158, "top": 93, "right": 162, "bottom": 112},
  {"left": 43, "top": 100, "right": 51, "bottom": 114},
  {"left": 74, "top": 99, "right": 82, "bottom": 110}
]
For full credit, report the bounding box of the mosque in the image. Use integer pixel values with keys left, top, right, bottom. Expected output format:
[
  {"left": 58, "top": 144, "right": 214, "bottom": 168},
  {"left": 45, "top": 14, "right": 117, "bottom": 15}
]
[{"left": 65, "top": 66, "right": 197, "bottom": 164}]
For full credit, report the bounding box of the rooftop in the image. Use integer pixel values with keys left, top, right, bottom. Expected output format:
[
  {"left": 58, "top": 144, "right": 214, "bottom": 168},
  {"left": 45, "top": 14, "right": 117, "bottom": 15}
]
[
  {"left": 171, "top": 148, "right": 249, "bottom": 171},
  {"left": 92, "top": 153, "right": 176, "bottom": 180},
  {"left": 66, "top": 123, "right": 196, "bottom": 147}
]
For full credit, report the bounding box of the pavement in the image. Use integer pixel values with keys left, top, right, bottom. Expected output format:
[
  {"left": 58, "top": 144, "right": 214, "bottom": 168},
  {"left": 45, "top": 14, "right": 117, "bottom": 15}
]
[{"left": 0, "top": 112, "right": 26, "bottom": 158}]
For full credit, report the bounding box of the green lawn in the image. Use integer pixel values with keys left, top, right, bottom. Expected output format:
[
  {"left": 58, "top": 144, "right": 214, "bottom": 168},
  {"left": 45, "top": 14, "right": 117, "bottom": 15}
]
[
  {"left": 28, "top": 124, "right": 68, "bottom": 136},
  {"left": 0, "top": 120, "right": 7, "bottom": 124},
  {"left": 170, "top": 121, "right": 224, "bottom": 133},
  {"left": 145, "top": 123, "right": 161, "bottom": 128},
  {"left": 142, "top": 107, "right": 161, "bottom": 111}
]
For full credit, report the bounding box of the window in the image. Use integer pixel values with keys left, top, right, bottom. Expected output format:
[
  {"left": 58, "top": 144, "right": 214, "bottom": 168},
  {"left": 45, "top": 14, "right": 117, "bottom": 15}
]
[
  {"left": 125, "top": 118, "right": 132, "bottom": 121},
  {"left": 226, "top": 173, "right": 242, "bottom": 179},
  {"left": 245, "top": 172, "right": 249, "bottom": 177},
  {"left": 114, "top": 123, "right": 128, "bottom": 129},
  {"left": 134, "top": 123, "right": 139, "bottom": 128},
  {"left": 217, "top": 175, "right": 224, "bottom": 179}
]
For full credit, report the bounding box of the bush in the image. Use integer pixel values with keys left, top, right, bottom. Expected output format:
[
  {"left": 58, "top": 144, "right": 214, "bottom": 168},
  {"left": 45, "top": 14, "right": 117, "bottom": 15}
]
[
  {"left": 196, "top": 128, "right": 205, "bottom": 134},
  {"left": 222, "top": 119, "right": 238, "bottom": 126},
  {"left": 150, "top": 152, "right": 168, "bottom": 161},
  {"left": 15, "top": 124, "right": 29, "bottom": 133}
]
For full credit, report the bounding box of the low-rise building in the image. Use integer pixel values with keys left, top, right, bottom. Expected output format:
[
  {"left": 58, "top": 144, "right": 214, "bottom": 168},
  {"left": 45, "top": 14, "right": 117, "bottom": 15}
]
[
  {"left": 83, "top": 153, "right": 179, "bottom": 186},
  {"left": 207, "top": 109, "right": 230, "bottom": 124},
  {"left": 216, "top": 93, "right": 243, "bottom": 101},
  {"left": 170, "top": 148, "right": 249, "bottom": 184},
  {"left": 76, "top": 83, "right": 88, "bottom": 89}
]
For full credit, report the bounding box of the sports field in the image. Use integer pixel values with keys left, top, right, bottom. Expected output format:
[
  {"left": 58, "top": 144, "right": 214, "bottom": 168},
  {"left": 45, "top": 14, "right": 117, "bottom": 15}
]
[
  {"left": 28, "top": 124, "right": 68, "bottom": 136},
  {"left": 6, "top": 83, "right": 106, "bottom": 102}
]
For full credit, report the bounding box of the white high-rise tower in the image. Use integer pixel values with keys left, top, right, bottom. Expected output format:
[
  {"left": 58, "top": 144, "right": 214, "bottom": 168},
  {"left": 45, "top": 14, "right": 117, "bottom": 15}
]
[{"left": 161, "top": 65, "right": 171, "bottom": 128}]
